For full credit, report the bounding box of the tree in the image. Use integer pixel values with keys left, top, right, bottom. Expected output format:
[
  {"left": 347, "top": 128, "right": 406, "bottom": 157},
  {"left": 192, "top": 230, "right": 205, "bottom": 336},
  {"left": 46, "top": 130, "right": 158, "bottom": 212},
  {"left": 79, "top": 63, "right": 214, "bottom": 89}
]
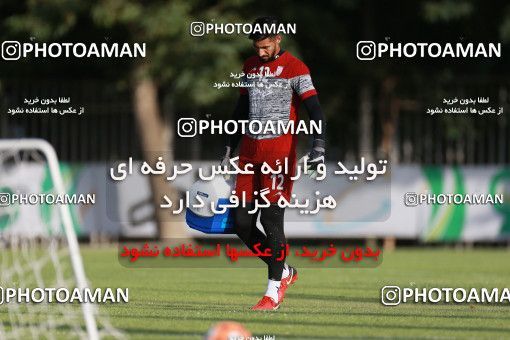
[{"left": 2, "top": 0, "right": 253, "bottom": 237}]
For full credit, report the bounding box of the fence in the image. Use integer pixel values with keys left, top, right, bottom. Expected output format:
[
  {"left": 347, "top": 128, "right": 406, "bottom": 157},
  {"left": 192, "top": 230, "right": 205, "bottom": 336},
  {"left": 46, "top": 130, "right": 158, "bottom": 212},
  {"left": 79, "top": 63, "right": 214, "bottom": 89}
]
[{"left": 1, "top": 77, "right": 509, "bottom": 164}]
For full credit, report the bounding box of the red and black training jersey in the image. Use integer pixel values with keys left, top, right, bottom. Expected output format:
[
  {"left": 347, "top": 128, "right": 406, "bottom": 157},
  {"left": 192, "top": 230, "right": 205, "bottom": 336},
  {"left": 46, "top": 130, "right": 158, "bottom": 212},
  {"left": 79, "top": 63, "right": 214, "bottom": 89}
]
[{"left": 239, "top": 51, "right": 317, "bottom": 140}]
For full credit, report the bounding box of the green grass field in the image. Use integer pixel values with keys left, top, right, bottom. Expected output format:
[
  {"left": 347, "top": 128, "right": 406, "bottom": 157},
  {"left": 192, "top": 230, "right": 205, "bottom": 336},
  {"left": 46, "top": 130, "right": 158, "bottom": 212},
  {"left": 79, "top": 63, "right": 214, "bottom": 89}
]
[{"left": 80, "top": 247, "right": 510, "bottom": 339}]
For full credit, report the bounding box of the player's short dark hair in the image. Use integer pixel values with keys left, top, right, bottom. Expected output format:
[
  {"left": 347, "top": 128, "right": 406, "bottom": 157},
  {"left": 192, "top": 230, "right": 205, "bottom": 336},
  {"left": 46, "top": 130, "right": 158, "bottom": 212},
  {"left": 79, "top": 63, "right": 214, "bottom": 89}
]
[{"left": 248, "top": 16, "right": 281, "bottom": 41}]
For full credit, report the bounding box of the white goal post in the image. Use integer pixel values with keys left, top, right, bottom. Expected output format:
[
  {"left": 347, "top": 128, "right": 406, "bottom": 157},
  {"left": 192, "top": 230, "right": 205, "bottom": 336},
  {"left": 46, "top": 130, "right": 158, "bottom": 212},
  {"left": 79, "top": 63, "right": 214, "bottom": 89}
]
[{"left": 0, "top": 139, "right": 120, "bottom": 339}]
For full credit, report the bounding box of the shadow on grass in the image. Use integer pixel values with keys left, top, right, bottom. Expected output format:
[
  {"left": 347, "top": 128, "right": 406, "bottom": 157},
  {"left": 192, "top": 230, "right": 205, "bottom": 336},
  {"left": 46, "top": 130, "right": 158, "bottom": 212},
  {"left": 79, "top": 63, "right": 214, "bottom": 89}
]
[{"left": 110, "top": 310, "right": 510, "bottom": 335}]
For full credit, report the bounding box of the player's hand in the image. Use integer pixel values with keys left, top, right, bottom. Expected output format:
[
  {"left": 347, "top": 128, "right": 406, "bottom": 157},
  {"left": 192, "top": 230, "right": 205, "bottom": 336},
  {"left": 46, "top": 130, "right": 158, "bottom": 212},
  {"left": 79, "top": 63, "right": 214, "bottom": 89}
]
[
  {"left": 220, "top": 146, "right": 231, "bottom": 168},
  {"left": 298, "top": 139, "right": 325, "bottom": 179}
]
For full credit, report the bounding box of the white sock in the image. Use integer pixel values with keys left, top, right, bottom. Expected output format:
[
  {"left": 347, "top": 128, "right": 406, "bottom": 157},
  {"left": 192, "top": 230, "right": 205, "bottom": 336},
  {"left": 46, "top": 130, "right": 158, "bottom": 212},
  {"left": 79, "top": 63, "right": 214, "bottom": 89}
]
[
  {"left": 265, "top": 279, "right": 281, "bottom": 302},
  {"left": 282, "top": 263, "right": 290, "bottom": 279}
]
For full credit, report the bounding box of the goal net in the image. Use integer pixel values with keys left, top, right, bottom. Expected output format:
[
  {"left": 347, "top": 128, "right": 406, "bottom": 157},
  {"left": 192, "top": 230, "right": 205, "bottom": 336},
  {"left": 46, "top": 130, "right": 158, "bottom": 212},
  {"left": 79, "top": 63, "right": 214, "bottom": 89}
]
[{"left": 0, "top": 139, "right": 123, "bottom": 339}]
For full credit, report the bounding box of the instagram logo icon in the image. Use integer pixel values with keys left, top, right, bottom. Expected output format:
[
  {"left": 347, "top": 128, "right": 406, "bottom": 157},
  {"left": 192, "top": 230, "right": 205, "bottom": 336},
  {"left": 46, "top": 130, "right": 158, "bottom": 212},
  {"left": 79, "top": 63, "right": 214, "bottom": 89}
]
[
  {"left": 381, "top": 286, "right": 401, "bottom": 306},
  {"left": 2, "top": 41, "right": 21, "bottom": 60},
  {"left": 356, "top": 41, "right": 376, "bottom": 60},
  {"left": 177, "top": 118, "right": 198, "bottom": 137}
]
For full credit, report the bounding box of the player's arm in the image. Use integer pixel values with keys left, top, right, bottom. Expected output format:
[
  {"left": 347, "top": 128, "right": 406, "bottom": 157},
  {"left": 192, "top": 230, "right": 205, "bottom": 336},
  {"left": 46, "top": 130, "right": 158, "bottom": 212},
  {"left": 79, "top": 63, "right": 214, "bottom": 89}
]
[
  {"left": 221, "top": 93, "right": 249, "bottom": 165},
  {"left": 302, "top": 94, "right": 326, "bottom": 167},
  {"left": 290, "top": 64, "right": 326, "bottom": 170}
]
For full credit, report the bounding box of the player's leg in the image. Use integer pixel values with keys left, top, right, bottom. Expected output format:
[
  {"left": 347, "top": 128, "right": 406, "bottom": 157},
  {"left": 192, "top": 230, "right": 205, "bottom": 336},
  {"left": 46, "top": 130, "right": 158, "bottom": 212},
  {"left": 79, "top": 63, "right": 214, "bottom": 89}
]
[
  {"left": 279, "top": 148, "right": 299, "bottom": 288},
  {"left": 259, "top": 204, "right": 287, "bottom": 281},
  {"left": 248, "top": 136, "right": 296, "bottom": 310},
  {"left": 233, "top": 204, "right": 271, "bottom": 266},
  {"left": 233, "top": 161, "right": 273, "bottom": 265},
  {"left": 252, "top": 154, "right": 297, "bottom": 309},
  {"left": 234, "top": 160, "right": 287, "bottom": 310},
  {"left": 250, "top": 204, "right": 286, "bottom": 310},
  {"left": 264, "top": 151, "right": 299, "bottom": 297}
]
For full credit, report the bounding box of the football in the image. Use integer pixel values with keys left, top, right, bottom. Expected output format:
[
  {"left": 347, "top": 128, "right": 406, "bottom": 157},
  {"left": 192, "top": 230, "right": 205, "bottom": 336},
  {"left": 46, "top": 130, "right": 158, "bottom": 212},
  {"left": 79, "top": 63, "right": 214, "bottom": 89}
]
[{"left": 206, "top": 321, "right": 252, "bottom": 340}]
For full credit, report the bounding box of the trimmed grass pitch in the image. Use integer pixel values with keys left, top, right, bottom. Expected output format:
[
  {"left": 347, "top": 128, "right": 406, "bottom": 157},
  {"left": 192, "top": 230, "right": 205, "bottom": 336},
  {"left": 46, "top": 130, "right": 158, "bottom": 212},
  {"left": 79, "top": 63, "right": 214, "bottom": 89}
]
[{"left": 83, "top": 247, "right": 510, "bottom": 339}]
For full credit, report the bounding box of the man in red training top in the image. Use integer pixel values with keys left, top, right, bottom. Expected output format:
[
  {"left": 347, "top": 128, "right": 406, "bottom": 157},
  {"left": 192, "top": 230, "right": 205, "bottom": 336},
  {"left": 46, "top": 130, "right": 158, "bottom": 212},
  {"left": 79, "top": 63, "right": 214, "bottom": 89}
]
[{"left": 221, "top": 16, "right": 326, "bottom": 311}]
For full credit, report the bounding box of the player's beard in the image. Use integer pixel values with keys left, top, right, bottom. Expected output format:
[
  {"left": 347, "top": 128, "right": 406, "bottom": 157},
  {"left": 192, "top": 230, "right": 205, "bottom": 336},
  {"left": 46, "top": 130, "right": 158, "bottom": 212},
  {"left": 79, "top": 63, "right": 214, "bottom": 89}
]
[{"left": 259, "top": 53, "right": 274, "bottom": 62}]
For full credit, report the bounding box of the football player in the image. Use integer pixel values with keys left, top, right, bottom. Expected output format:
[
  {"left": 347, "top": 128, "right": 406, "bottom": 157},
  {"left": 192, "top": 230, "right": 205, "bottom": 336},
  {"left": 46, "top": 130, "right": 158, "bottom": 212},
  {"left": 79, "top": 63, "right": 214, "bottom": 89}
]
[{"left": 221, "top": 16, "right": 326, "bottom": 310}]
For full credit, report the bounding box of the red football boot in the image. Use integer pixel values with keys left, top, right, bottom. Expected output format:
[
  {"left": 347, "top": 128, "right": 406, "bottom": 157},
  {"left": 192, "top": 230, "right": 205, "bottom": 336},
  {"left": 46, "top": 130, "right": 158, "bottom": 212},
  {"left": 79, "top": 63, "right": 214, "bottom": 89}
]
[
  {"left": 251, "top": 296, "right": 280, "bottom": 311},
  {"left": 279, "top": 266, "right": 298, "bottom": 299}
]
